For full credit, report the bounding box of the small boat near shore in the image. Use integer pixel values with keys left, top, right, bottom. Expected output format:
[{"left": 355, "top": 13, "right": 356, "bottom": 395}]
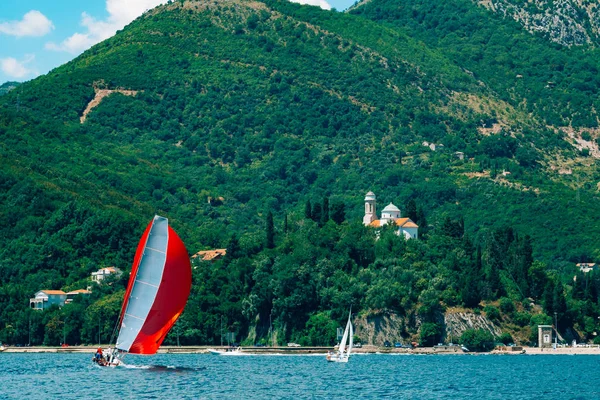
[{"left": 208, "top": 347, "right": 244, "bottom": 355}]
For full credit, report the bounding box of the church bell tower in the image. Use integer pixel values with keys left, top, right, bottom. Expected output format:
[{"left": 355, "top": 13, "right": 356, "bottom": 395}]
[{"left": 363, "top": 191, "right": 376, "bottom": 225}]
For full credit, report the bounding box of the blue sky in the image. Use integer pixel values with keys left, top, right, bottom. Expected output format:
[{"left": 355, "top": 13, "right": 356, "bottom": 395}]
[{"left": 0, "top": 0, "right": 356, "bottom": 84}]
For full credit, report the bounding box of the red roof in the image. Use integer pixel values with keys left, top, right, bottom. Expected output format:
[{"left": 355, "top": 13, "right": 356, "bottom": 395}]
[
  {"left": 40, "top": 290, "right": 66, "bottom": 295},
  {"left": 191, "top": 249, "right": 227, "bottom": 261}
]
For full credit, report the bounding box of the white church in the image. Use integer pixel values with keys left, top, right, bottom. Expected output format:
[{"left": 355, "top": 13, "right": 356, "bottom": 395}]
[{"left": 362, "top": 191, "right": 419, "bottom": 239}]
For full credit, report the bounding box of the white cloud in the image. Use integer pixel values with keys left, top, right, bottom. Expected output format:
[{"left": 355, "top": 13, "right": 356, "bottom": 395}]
[
  {"left": 0, "top": 55, "right": 36, "bottom": 79},
  {"left": 46, "top": 0, "right": 167, "bottom": 54},
  {"left": 0, "top": 10, "right": 54, "bottom": 37},
  {"left": 289, "top": 0, "right": 332, "bottom": 10}
]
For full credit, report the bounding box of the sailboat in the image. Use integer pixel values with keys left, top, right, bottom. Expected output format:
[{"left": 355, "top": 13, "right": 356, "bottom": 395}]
[
  {"left": 326, "top": 309, "right": 353, "bottom": 363},
  {"left": 93, "top": 215, "right": 191, "bottom": 367}
]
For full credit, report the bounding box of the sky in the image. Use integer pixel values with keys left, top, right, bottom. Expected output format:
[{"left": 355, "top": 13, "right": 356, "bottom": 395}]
[{"left": 0, "top": 0, "right": 356, "bottom": 84}]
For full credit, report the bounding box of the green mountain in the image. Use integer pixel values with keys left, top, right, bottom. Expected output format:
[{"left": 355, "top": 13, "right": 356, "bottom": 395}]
[{"left": 1, "top": 0, "right": 600, "bottom": 346}]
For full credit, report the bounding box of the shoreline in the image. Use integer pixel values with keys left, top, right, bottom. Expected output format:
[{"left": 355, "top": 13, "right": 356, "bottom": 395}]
[{"left": 2, "top": 344, "right": 600, "bottom": 355}]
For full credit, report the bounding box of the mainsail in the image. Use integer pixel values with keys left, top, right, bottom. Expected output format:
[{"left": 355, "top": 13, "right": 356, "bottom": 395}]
[{"left": 115, "top": 215, "right": 191, "bottom": 354}]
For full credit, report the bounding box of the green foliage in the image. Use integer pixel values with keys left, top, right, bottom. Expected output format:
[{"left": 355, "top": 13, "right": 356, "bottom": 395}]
[
  {"left": 299, "top": 312, "right": 337, "bottom": 346},
  {"left": 420, "top": 322, "right": 442, "bottom": 347},
  {"left": 498, "top": 332, "right": 514, "bottom": 345},
  {"left": 499, "top": 297, "right": 515, "bottom": 315},
  {"left": 484, "top": 305, "right": 501, "bottom": 321},
  {"left": 461, "top": 329, "right": 496, "bottom": 352}
]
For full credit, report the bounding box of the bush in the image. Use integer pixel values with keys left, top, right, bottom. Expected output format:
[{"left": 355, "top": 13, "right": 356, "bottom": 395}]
[
  {"left": 461, "top": 329, "right": 496, "bottom": 352},
  {"left": 484, "top": 305, "right": 500, "bottom": 321},
  {"left": 513, "top": 311, "right": 531, "bottom": 327},
  {"left": 499, "top": 297, "right": 515, "bottom": 315},
  {"left": 594, "top": 336, "right": 600, "bottom": 345},
  {"left": 498, "top": 332, "right": 513, "bottom": 345},
  {"left": 420, "top": 322, "right": 442, "bottom": 347}
]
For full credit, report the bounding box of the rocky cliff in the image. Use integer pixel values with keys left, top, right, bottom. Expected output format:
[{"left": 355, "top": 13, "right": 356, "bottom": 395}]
[
  {"left": 354, "top": 310, "right": 501, "bottom": 345},
  {"left": 479, "top": 0, "right": 600, "bottom": 46}
]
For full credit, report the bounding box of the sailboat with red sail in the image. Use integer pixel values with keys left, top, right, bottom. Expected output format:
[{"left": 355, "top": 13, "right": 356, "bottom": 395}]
[{"left": 93, "top": 215, "right": 191, "bottom": 367}]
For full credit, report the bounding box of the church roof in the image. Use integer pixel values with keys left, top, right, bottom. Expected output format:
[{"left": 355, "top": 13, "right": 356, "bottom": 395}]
[
  {"left": 365, "top": 191, "right": 376, "bottom": 200},
  {"left": 395, "top": 218, "right": 418, "bottom": 228},
  {"left": 381, "top": 203, "right": 400, "bottom": 212},
  {"left": 369, "top": 218, "right": 418, "bottom": 228}
]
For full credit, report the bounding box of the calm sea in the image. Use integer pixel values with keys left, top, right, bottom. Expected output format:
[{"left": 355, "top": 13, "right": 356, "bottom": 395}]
[{"left": 1, "top": 353, "right": 598, "bottom": 399}]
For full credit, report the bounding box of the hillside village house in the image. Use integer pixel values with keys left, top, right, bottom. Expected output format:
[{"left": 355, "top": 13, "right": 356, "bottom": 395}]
[
  {"left": 91, "top": 266, "right": 122, "bottom": 283},
  {"left": 65, "top": 289, "right": 91, "bottom": 304},
  {"left": 30, "top": 290, "right": 67, "bottom": 310},
  {"left": 30, "top": 289, "right": 91, "bottom": 310},
  {"left": 191, "top": 249, "right": 227, "bottom": 262},
  {"left": 362, "top": 191, "right": 419, "bottom": 239},
  {"left": 577, "top": 263, "right": 597, "bottom": 273}
]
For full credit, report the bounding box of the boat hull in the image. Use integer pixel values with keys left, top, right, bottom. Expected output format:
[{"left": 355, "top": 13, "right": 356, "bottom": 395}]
[
  {"left": 208, "top": 348, "right": 244, "bottom": 355},
  {"left": 326, "top": 353, "right": 349, "bottom": 363}
]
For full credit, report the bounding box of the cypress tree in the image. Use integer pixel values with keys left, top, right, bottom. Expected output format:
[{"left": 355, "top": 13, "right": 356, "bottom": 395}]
[
  {"left": 304, "top": 200, "right": 312, "bottom": 220},
  {"left": 321, "top": 197, "right": 329, "bottom": 225},
  {"left": 312, "top": 203, "right": 322, "bottom": 225},
  {"left": 405, "top": 199, "right": 418, "bottom": 221},
  {"left": 266, "top": 211, "right": 275, "bottom": 249},
  {"left": 225, "top": 234, "right": 240, "bottom": 262},
  {"left": 330, "top": 202, "right": 345, "bottom": 224}
]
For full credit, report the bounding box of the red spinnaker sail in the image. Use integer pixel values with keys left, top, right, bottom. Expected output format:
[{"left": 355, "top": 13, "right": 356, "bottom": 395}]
[{"left": 117, "top": 216, "right": 191, "bottom": 354}]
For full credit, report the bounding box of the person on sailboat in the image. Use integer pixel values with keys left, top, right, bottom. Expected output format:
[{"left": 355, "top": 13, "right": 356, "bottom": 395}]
[{"left": 94, "top": 347, "right": 106, "bottom": 365}]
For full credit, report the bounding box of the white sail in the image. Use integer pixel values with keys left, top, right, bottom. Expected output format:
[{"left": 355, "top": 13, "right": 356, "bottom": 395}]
[
  {"left": 338, "top": 316, "right": 350, "bottom": 358},
  {"left": 348, "top": 318, "right": 354, "bottom": 357},
  {"left": 326, "top": 308, "right": 353, "bottom": 363}
]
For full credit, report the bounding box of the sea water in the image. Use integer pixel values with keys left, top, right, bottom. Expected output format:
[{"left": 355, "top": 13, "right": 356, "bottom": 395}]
[{"left": 1, "top": 353, "right": 598, "bottom": 399}]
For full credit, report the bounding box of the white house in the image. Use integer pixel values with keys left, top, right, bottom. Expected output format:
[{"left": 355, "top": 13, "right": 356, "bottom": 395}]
[
  {"left": 576, "top": 263, "right": 597, "bottom": 274},
  {"left": 30, "top": 290, "right": 67, "bottom": 310},
  {"left": 91, "top": 267, "right": 122, "bottom": 283},
  {"left": 362, "top": 191, "right": 418, "bottom": 239}
]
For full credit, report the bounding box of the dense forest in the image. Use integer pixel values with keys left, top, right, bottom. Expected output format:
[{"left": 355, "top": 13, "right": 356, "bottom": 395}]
[{"left": 1, "top": 0, "right": 600, "bottom": 348}]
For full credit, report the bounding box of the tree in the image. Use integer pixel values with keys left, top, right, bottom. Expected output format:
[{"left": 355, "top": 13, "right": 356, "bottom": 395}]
[
  {"left": 330, "top": 202, "right": 345, "bottom": 224},
  {"left": 461, "top": 329, "right": 495, "bottom": 352},
  {"left": 225, "top": 234, "right": 241, "bottom": 262},
  {"left": 420, "top": 322, "right": 441, "bottom": 347},
  {"left": 321, "top": 197, "right": 329, "bottom": 226},
  {"left": 304, "top": 200, "right": 312, "bottom": 220},
  {"left": 312, "top": 202, "right": 322, "bottom": 225},
  {"left": 405, "top": 199, "right": 417, "bottom": 221},
  {"left": 266, "top": 211, "right": 275, "bottom": 249}
]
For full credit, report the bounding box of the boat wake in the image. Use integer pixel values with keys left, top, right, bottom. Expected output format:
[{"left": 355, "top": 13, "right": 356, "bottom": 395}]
[{"left": 122, "top": 364, "right": 206, "bottom": 372}]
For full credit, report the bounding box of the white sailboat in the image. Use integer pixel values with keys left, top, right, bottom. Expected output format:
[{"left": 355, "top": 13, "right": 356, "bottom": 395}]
[{"left": 326, "top": 310, "right": 353, "bottom": 363}]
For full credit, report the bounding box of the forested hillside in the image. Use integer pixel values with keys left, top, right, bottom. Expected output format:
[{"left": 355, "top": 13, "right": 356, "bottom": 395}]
[{"left": 1, "top": 0, "right": 600, "bottom": 347}]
